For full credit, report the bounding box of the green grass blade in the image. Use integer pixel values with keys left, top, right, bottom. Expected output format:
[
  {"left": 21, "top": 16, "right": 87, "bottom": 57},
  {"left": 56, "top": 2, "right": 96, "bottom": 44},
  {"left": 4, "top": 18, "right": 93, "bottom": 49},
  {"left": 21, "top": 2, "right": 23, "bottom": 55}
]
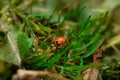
[
  {"left": 64, "top": 63, "right": 102, "bottom": 71},
  {"left": 40, "top": 44, "right": 72, "bottom": 68},
  {"left": 83, "top": 38, "right": 104, "bottom": 58}
]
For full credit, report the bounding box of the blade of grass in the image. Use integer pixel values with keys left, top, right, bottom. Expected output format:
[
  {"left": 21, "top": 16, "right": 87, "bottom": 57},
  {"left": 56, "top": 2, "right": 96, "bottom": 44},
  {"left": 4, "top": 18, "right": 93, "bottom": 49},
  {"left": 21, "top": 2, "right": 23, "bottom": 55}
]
[
  {"left": 83, "top": 38, "right": 104, "bottom": 58},
  {"left": 77, "top": 15, "right": 92, "bottom": 36},
  {"left": 38, "top": 23, "right": 52, "bottom": 34},
  {"left": 25, "top": 15, "right": 36, "bottom": 38},
  {"left": 40, "top": 44, "right": 72, "bottom": 68},
  {"left": 70, "top": 41, "right": 93, "bottom": 60},
  {"left": 63, "top": 63, "right": 102, "bottom": 71},
  {"left": 77, "top": 58, "right": 84, "bottom": 76}
]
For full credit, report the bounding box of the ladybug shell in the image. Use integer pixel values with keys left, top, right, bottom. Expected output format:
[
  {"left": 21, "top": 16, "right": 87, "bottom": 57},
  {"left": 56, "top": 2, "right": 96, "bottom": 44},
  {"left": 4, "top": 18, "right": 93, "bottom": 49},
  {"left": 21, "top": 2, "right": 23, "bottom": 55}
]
[{"left": 53, "top": 37, "right": 66, "bottom": 48}]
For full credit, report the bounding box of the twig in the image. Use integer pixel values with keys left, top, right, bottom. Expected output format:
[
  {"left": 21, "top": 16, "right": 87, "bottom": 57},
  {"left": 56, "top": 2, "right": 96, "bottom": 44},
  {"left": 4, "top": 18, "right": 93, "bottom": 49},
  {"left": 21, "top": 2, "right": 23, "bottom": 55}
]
[{"left": 13, "top": 69, "right": 69, "bottom": 80}]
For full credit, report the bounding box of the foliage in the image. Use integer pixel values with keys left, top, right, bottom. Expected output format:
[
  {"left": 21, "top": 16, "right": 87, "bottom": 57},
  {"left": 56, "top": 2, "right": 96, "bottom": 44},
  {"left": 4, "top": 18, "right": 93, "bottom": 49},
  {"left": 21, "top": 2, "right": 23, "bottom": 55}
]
[{"left": 0, "top": 0, "right": 120, "bottom": 80}]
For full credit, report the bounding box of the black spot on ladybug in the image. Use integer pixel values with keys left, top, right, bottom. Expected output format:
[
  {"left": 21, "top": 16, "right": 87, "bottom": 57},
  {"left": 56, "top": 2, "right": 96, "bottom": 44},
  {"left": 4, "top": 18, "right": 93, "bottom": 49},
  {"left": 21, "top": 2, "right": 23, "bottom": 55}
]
[{"left": 55, "top": 41, "right": 60, "bottom": 46}]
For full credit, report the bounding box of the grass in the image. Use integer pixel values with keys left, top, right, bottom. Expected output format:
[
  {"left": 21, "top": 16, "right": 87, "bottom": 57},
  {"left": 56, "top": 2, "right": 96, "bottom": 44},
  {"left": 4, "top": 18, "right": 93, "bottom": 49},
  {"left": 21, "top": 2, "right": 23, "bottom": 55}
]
[{"left": 0, "top": 0, "right": 120, "bottom": 80}]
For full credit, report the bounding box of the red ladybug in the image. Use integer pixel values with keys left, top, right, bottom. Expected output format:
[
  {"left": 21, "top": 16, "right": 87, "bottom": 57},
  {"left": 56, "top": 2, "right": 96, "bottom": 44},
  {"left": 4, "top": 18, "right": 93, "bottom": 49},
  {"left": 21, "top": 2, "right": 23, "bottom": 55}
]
[{"left": 53, "top": 37, "right": 66, "bottom": 48}]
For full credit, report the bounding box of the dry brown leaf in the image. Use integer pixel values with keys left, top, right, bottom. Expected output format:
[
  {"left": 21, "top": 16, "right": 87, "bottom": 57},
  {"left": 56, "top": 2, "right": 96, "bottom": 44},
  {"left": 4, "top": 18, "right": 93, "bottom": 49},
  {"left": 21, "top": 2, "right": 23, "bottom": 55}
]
[
  {"left": 82, "top": 46, "right": 103, "bottom": 80},
  {"left": 82, "top": 68, "right": 99, "bottom": 80}
]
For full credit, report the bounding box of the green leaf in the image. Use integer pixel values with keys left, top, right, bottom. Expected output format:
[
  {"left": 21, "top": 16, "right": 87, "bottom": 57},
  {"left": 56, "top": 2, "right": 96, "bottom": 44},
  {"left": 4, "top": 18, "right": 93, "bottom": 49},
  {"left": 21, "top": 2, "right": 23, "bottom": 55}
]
[
  {"left": 0, "top": 22, "right": 21, "bottom": 66},
  {"left": 0, "top": 30, "right": 7, "bottom": 44},
  {"left": 17, "top": 32, "right": 33, "bottom": 60},
  {"left": 0, "top": 40, "right": 19, "bottom": 65},
  {"left": 0, "top": 21, "right": 33, "bottom": 66}
]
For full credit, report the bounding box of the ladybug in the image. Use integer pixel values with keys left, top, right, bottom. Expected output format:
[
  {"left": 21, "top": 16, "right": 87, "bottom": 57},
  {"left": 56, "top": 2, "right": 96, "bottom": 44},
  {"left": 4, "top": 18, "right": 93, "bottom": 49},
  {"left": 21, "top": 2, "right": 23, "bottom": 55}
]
[{"left": 53, "top": 37, "right": 66, "bottom": 48}]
